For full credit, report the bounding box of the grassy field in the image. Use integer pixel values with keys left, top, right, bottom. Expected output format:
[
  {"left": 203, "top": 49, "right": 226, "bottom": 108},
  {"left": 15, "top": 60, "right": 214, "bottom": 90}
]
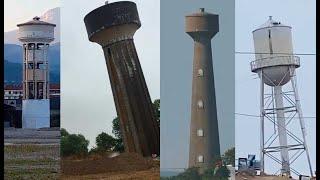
[{"left": 4, "top": 144, "right": 60, "bottom": 180}]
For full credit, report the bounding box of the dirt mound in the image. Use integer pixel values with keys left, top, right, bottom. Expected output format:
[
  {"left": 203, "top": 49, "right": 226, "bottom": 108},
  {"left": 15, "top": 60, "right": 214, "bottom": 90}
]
[{"left": 61, "top": 153, "right": 158, "bottom": 176}]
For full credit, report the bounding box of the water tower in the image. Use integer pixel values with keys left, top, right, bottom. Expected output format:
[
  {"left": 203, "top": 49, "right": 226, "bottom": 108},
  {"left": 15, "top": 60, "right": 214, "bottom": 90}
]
[
  {"left": 186, "top": 8, "right": 220, "bottom": 172},
  {"left": 84, "top": 1, "right": 159, "bottom": 157},
  {"left": 17, "top": 17, "right": 56, "bottom": 128},
  {"left": 251, "top": 16, "right": 313, "bottom": 177}
]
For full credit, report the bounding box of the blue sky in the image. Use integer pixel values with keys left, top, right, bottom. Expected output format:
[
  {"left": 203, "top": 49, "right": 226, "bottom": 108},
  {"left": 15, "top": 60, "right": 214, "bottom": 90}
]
[{"left": 235, "top": 0, "right": 316, "bottom": 176}]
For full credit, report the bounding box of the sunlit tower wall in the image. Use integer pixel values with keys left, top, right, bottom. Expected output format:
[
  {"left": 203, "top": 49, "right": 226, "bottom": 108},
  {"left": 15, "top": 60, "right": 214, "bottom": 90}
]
[
  {"left": 17, "top": 17, "right": 55, "bottom": 129},
  {"left": 186, "top": 8, "right": 220, "bottom": 172},
  {"left": 251, "top": 16, "right": 313, "bottom": 177},
  {"left": 84, "top": 1, "right": 159, "bottom": 157}
]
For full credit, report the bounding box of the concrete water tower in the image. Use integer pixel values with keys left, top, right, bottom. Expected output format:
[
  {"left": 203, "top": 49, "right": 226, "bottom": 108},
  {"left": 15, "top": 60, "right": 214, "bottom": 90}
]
[
  {"left": 186, "top": 8, "right": 220, "bottom": 172},
  {"left": 84, "top": 1, "right": 159, "bottom": 157},
  {"left": 251, "top": 16, "right": 313, "bottom": 177},
  {"left": 17, "top": 17, "right": 56, "bottom": 128}
]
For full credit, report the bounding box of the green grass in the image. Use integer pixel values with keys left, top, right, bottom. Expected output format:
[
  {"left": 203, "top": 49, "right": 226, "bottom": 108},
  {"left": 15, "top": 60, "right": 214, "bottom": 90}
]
[
  {"left": 4, "top": 144, "right": 60, "bottom": 180},
  {"left": 4, "top": 144, "right": 59, "bottom": 154},
  {"left": 4, "top": 168, "right": 59, "bottom": 180}
]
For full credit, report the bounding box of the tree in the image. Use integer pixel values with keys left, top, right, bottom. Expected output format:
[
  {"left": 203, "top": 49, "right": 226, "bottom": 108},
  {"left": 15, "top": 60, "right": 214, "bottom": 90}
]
[
  {"left": 222, "top": 147, "right": 235, "bottom": 166},
  {"left": 112, "top": 117, "right": 125, "bottom": 152},
  {"left": 61, "top": 128, "right": 69, "bottom": 137},
  {"left": 61, "top": 133, "right": 89, "bottom": 157},
  {"left": 174, "top": 167, "right": 201, "bottom": 180},
  {"left": 153, "top": 99, "right": 160, "bottom": 126},
  {"left": 111, "top": 99, "right": 160, "bottom": 153},
  {"left": 96, "top": 132, "right": 116, "bottom": 151},
  {"left": 112, "top": 117, "right": 122, "bottom": 139},
  {"left": 113, "top": 138, "right": 125, "bottom": 152}
]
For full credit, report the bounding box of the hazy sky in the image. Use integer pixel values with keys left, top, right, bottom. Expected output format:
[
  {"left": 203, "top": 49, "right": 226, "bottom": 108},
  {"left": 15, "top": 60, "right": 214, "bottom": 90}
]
[
  {"left": 235, "top": 0, "right": 316, "bottom": 176},
  {"left": 61, "top": 0, "right": 160, "bottom": 148},
  {"left": 4, "top": 0, "right": 59, "bottom": 32},
  {"left": 160, "top": 0, "right": 235, "bottom": 171}
]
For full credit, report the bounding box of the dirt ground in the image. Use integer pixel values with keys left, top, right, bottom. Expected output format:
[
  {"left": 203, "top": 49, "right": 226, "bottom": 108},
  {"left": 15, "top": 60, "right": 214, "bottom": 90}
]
[
  {"left": 236, "top": 172, "right": 295, "bottom": 180},
  {"left": 61, "top": 153, "right": 160, "bottom": 180},
  {"left": 4, "top": 128, "right": 60, "bottom": 180}
]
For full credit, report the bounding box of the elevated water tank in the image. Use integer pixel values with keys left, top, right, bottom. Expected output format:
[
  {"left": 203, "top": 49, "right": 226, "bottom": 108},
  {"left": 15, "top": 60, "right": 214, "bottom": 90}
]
[{"left": 251, "top": 16, "right": 300, "bottom": 86}]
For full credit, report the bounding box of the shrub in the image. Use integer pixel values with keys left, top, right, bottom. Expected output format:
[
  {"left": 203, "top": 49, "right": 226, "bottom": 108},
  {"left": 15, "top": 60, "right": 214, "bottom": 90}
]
[
  {"left": 61, "top": 133, "right": 89, "bottom": 157},
  {"left": 96, "top": 132, "right": 116, "bottom": 151}
]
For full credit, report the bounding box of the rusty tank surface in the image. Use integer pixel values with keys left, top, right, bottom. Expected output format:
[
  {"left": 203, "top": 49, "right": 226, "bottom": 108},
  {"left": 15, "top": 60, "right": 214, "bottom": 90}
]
[
  {"left": 84, "top": 1, "right": 159, "bottom": 157},
  {"left": 186, "top": 8, "right": 220, "bottom": 172}
]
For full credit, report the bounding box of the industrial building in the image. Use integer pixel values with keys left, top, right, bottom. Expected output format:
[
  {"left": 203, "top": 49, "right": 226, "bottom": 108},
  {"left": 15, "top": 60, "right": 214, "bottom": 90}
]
[{"left": 3, "top": 83, "right": 60, "bottom": 128}]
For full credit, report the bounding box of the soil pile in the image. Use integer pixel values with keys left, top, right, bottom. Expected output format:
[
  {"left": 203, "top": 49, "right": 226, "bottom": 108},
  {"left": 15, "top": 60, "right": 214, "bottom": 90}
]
[{"left": 61, "top": 152, "right": 158, "bottom": 176}]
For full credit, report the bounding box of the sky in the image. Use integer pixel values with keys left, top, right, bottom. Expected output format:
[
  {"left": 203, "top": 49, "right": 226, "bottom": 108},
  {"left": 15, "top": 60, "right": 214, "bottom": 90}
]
[
  {"left": 61, "top": 0, "right": 160, "bottom": 148},
  {"left": 160, "top": 0, "right": 235, "bottom": 172},
  {"left": 4, "top": 0, "right": 60, "bottom": 32},
  {"left": 235, "top": 0, "right": 316, "bottom": 177}
]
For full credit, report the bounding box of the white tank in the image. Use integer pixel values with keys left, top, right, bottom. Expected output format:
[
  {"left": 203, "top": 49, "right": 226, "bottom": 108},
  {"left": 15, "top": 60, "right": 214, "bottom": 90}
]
[
  {"left": 251, "top": 16, "right": 299, "bottom": 86},
  {"left": 17, "top": 17, "right": 55, "bottom": 43}
]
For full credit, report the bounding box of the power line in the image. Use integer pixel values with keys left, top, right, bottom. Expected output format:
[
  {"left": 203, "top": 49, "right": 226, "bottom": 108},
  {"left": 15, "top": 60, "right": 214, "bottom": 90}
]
[
  {"left": 235, "top": 112, "right": 316, "bottom": 119},
  {"left": 235, "top": 52, "right": 316, "bottom": 56}
]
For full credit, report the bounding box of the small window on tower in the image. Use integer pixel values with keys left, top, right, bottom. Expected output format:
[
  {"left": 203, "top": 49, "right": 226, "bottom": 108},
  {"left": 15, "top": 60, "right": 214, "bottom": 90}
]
[
  {"left": 197, "top": 100, "right": 204, "bottom": 109},
  {"left": 197, "top": 129, "right": 204, "bottom": 137},
  {"left": 198, "top": 69, "right": 203, "bottom": 77},
  {"left": 37, "top": 82, "right": 44, "bottom": 99},
  {"left": 28, "top": 82, "right": 34, "bottom": 99},
  {"left": 198, "top": 155, "right": 204, "bottom": 163},
  {"left": 28, "top": 63, "right": 34, "bottom": 69},
  {"left": 37, "top": 43, "right": 44, "bottom": 50},
  {"left": 28, "top": 43, "right": 35, "bottom": 50},
  {"left": 37, "top": 63, "right": 46, "bottom": 69}
]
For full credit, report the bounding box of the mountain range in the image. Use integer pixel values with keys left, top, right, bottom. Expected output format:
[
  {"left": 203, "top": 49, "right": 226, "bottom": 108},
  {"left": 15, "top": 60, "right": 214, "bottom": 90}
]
[{"left": 4, "top": 43, "right": 60, "bottom": 84}]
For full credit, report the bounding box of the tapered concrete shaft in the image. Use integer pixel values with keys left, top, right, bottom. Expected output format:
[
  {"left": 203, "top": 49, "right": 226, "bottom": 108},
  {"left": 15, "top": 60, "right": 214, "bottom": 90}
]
[
  {"left": 84, "top": 1, "right": 159, "bottom": 157},
  {"left": 186, "top": 8, "right": 220, "bottom": 172}
]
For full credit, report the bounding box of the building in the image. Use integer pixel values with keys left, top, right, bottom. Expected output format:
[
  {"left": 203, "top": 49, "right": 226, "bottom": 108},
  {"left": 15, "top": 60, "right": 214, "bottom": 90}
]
[{"left": 3, "top": 83, "right": 60, "bottom": 128}]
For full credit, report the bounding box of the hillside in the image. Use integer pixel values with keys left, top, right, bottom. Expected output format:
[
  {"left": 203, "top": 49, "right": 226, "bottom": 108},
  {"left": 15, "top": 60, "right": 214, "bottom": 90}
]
[{"left": 4, "top": 43, "right": 60, "bottom": 84}]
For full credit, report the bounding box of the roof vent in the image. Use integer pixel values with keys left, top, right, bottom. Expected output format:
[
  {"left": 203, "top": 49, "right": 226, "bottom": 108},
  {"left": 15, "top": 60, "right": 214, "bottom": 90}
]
[{"left": 33, "top": 16, "right": 40, "bottom": 21}]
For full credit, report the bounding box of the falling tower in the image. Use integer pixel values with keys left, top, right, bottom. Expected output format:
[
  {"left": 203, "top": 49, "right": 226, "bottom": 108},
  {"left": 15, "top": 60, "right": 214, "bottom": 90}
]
[
  {"left": 84, "top": 1, "right": 159, "bottom": 157},
  {"left": 186, "top": 8, "right": 220, "bottom": 171},
  {"left": 17, "top": 17, "right": 55, "bottom": 128}
]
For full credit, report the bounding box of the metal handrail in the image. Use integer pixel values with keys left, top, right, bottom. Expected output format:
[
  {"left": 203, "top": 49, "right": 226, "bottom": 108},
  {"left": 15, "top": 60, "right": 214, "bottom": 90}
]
[{"left": 250, "top": 56, "right": 300, "bottom": 72}]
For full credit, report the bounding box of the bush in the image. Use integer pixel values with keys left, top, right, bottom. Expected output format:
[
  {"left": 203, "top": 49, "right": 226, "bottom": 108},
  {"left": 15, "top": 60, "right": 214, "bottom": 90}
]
[
  {"left": 222, "top": 147, "right": 235, "bottom": 166},
  {"left": 96, "top": 132, "right": 116, "bottom": 151},
  {"left": 61, "top": 128, "right": 69, "bottom": 137},
  {"left": 61, "top": 133, "right": 89, "bottom": 157}
]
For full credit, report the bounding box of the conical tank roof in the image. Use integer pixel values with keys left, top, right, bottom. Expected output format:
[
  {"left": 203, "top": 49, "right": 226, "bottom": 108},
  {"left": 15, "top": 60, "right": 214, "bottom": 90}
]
[
  {"left": 253, "top": 16, "right": 290, "bottom": 32},
  {"left": 17, "top": 16, "right": 56, "bottom": 27}
]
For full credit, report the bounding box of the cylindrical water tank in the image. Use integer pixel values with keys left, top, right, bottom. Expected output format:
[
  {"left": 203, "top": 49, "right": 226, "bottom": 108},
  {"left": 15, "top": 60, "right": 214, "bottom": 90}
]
[
  {"left": 17, "top": 17, "right": 55, "bottom": 43},
  {"left": 252, "top": 17, "right": 299, "bottom": 86}
]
